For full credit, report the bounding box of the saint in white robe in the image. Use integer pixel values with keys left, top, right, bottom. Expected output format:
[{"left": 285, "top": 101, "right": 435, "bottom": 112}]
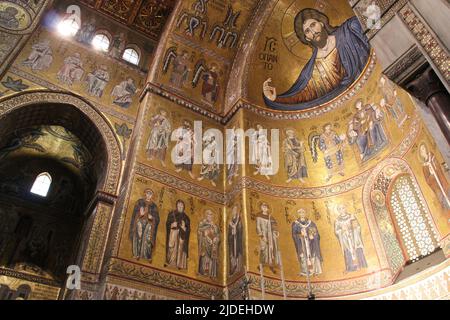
[{"left": 251, "top": 129, "right": 273, "bottom": 176}]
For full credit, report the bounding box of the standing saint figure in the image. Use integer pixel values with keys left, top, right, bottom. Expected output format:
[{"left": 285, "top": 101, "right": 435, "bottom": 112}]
[
  {"left": 22, "top": 40, "right": 53, "bottom": 71},
  {"left": 129, "top": 189, "right": 160, "bottom": 261},
  {"left": 283, "top": 128, "right": 308, "bottom": 183},
  {"left": 86, "top": 65, "right": 110, "bottom": 98},
  {"left": 419, "top": 144, "right": 450, "bottom": 211},
  {"left": 379, "top": 75, "right": 407, "bottom": 127},
  {"left": 165, "top": 200, "right": 191, "bottom": 270},
  {"left": 310, "top": 123, "right": 346, "bottom": 182},
  {"left": 173, "top": 120, "right": 196, "bottom": 179},
  {"left": 251, "top": 125, "right": 273, "bottom": 179},
  {"left": 348, "top": 99, "right": 388, "bottom": 161},
  {"left": 198, "top": 134, "right": 220, "bottom": 187},
  {"left": 226, "top": 127, "right": 240, "bottom": 185},
  {"left": 263, "top": 8, "right": 370, "bottom": 111},
  {"left": 334, "top": 204, "right": 368, "bottom": 273},
  {"left": 57, "top": 53, "right": 84, "bottom": 86},
  {"left": 228, "top": 205, "right": 243, "bottom": 276},
  {"left": 201, "top": 64, "right": 220, "bottom": 104},
  {"left": 170, "top": 50, "right": 190, "bottom": 89},
  {"left": 111, "top": 78, "right": 137, "bottom": 109},
  {"left": 109, "top": 33, "right": 126, "bottom": 59},
  {"left": 75, "top": 18, "right": 96, "bottom": 44},
  {"left": 291, "top": 209, "right": 323, "bottom": 277},
  {"left": 197, "top": 209, "right": 220, "bottom": 279},
  {"left": 146, "top": 109, "right": 172, "bottom": 166},
  {"left": 256, "top": 203, "right": 280, "bottom": 274}
]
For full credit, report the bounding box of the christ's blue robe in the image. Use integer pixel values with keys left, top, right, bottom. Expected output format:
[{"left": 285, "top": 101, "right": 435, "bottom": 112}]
[{"left": 264, "top": 16, "right": 370, "bottom": 111}]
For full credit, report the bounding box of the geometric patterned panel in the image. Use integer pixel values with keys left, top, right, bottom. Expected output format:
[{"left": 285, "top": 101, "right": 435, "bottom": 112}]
[
  {"left": 99, "top": 0, "right": 137, "bottom": 23},
  {"left": 389, "top": 175, "right": 441, "bottom": 262},
  {"left": 77, "top": 0, "right": 176, "bottom": 41}
]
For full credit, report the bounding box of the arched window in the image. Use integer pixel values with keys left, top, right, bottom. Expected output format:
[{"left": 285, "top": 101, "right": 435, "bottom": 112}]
[
  {"left": 92, "top": 33, "right": 110, "bottom": 52},
  {"left": 13, "top": 285, "right": 32, "bottom": 300},
  {"left": 122, "top": 48, "right": 140, "bottom": 65},
  {"left": 30, "top": 173, "right": 52, "bottom": 197}
]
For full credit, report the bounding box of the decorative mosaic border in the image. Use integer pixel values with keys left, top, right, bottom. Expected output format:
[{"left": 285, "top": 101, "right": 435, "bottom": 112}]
[
  {"left": 398, "top": 3, "right": 450, "bottom": 85},
  {"left": 0, "top": 267, "right": 61, "bottom": 287},
  {"left": 247, "top": 269, "right": 393, "bottom": 299},
  {"left": 104, "top": 283, "right": 171, "bottom": 300},
  {"left": 82, "top": 203, "right": 114, "bottom": 275},
  {"left": 143, "top": 83, "right": 224, "bottom": 123},
  {"left": 106, "top": 258, "right": 224, "bottom": 299},
  {"left": 241, "top": 173, "right": 371, "bottom": 200},
  {"left": 227, "top": 275, "right": 247, "bottom": 300},
  {"left": 135, "top": 163, "right": 226, "bottom": 204},
  {"left": 71, "top": 289, "right": 96, "bottom": 300},
  {"left": 390, "top": 116, "right": 421, "bottom": 156},
  {"left": 384, "top": 45, "right": 428, "bottom": 84}
]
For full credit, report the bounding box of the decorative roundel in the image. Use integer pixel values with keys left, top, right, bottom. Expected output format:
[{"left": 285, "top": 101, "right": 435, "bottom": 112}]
[
  {"left": 371, "top": 189, "right": 386, "bottom": 207},
  {"left": 0, "top": 2, "right": 32, "bottom": 31}
]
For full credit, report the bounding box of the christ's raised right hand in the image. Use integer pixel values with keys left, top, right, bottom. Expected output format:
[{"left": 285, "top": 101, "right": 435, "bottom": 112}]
[{"left": 263, "top": 78, "right": 277, "bottom": 101}]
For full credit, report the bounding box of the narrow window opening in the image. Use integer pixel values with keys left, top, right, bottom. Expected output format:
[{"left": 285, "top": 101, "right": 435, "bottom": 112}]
[{"left": 30, "top": 172, "right": 52, "bottom": 197}]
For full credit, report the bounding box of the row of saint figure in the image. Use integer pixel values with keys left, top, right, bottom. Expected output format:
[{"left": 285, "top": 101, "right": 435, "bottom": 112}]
[
  {"left": 130, "top": 189, "right": 244, "bottom": 279},
  {"left": 256, "top": 202, "right": 368, "bottom": 276},
  {"left": 130, "top": 189, "right": 368, "bottom": 279}
]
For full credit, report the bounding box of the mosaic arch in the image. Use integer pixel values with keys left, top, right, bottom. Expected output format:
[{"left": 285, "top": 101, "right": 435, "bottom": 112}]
[
  {"left": 0, "top": 90, "right": 122, "bottom": 195},
  {"left": 362, "top": 157, "right": 442, "bottom": 277}
]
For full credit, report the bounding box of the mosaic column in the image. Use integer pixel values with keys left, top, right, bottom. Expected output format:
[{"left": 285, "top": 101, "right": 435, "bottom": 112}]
[
  {"left": 64, "top": 192, "right": 116, "bottom": 300},
  {"left": 0, "top": 0, "right": 52, "bottom": 78}
]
